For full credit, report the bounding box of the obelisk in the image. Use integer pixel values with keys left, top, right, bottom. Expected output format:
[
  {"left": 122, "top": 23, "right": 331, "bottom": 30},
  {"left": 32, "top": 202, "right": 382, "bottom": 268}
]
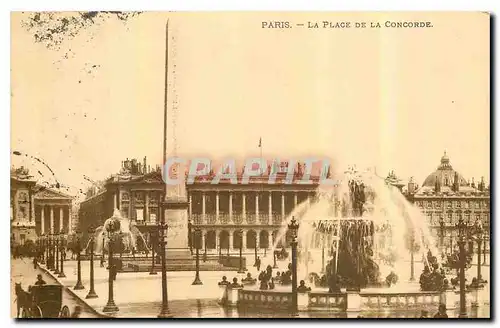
[{"left": 162, "top": 20, "right": 190, "bottom": 258}]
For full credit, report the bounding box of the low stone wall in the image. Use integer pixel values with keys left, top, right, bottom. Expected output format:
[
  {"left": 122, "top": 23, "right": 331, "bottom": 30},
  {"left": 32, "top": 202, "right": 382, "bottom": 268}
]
[
  {"left": 360, "top": 291, "right": 442, "bottom": 311},
  {"left": 237, "top": 289, "right": 292, "bottom": 311},
  {"left": 309, "top": 292, "right": 347, "bottom": 311}
]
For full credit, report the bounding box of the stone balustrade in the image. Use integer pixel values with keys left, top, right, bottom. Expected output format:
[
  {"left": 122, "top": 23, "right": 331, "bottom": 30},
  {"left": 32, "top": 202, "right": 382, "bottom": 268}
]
[
  {"left": 190, "top": 214, "right": 283, "bottom": 226},
  {"left": 309, "top": 292, "right": 347, "bottom": 311}
]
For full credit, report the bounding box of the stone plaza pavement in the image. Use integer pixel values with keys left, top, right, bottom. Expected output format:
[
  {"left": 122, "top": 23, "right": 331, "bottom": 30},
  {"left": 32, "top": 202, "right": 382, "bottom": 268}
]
[{"left": 39, "top": 252, "right": 490, "bottom": 318}]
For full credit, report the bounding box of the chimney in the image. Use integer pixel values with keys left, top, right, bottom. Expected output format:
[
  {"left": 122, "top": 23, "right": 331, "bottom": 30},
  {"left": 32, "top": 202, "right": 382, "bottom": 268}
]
[
  {"left": 479, "top": 176, "right": 485, "bottom": 191},
  {"left": 471, "top": 177, "right": 476, "bottom": 188},
  {"left": 143, "top": 156, "right": 147, "bottom": 174},
  {"left": 453, "top": 172, "right": 459, "bottom": 192},
  {"left": 407, "top": 177, "right": 416, "bottom": 194},
  {"left": 148, "top": 165, "right": 151, "bottom": 173}
]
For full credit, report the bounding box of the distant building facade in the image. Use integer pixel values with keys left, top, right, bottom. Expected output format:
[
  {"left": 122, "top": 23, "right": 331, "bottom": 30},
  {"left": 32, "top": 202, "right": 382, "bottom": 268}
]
[
  {"left": 78, "top": 158, "right": 319, "bottom": 251},
  {"left": 405, "top": 152, "right": 490, "bottom": 254},
  {"left": 10, "top": 167, "right": 74, "bottom": 246}
]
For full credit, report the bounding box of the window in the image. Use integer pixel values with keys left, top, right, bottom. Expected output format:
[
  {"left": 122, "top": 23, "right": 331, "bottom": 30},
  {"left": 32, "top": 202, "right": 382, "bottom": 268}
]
[
  {"left": 427, "top": 202, "right": 432, "bottom": 208},
  {"left": 447, "top": 202, "right": 452, "bottom": 209},
  {"left": 434, "top": 201, "right": 440, "bottom": 209},
  {"left": 475, "top": 202, "right": 480, "bottom": 209},
  {"left": 447, "top": 213, "right": 452, "bottom": 224},
  {"left": 457, "top": 201, "right": 461, "bottom": 208}
]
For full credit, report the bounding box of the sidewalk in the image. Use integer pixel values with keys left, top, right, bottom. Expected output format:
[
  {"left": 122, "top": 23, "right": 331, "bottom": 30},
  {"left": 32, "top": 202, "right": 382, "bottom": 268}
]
[{"left": 39, "top": 259, "right": 254, "bottom": 318}]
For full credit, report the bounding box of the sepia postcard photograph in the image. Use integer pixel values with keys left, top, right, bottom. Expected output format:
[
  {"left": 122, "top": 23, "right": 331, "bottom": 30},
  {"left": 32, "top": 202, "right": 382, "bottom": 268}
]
[{"left": 10, "top": 11, "right": 490, "bottom": 319}]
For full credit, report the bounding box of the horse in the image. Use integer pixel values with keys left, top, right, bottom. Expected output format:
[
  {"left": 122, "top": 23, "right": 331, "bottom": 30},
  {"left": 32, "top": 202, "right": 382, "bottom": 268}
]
[{"left": 14, "top": 283, "right": 32, "bottom": 318}]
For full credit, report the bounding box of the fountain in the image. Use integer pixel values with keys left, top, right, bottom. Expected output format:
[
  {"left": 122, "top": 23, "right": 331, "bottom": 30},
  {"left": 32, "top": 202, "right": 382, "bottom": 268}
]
[
  {"left": 86, "top": 209, "right": 151, "bottom": 255},
  {"left": 233, "top": 167, "right": 475, "bottom": 315}
]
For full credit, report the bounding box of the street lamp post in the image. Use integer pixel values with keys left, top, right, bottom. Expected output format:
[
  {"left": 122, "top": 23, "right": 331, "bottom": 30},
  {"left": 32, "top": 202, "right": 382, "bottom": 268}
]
[
  {"left": 86, "top": 225, "right": 98, "bottom": 299},
  {"left": 74, "top": 230, "right": 85, "bottom": 290},
  {"left": 58, "top": 231, "right": 66, "bottom": 278},
  {"left": 103, "top": 211, "right": 120, "bottom": 313},
  {"left": 475, "top": 221, "right": 484, "bottom": 285},
  {"left": 157, "top": 219, "right": 173, "bottom": 318},
  {"left": 457, "top": 215, "right": 468, "bottom": 318},
  {"left": 47, "top": 234, "right": 52, "bottom": 270},
  {"left": 254, "top": 234, "right": 258, "bottom": 265},
  {"left": 54, "top": 234, "right": 60, "bottom": 275},
  {"left": 149, "top": 230, "right": 157, "bottom": 275},
  {"left": 288, "top": 217, "right": 299, "bottom": 316},
  {"left": 237, "top": 229, "right": 245, "bottom": 274},
  {"left": 321, "top": 240, "right": 325, "bottom": 274},
  {"left": 192, "top": 227, "right": 203, "bottom": 285},
  {"left": 440, "top": 217, "right": 445, "bottom": 250},
  {"left": 40, "top": 234, "right": 46, "bottom": 265}
]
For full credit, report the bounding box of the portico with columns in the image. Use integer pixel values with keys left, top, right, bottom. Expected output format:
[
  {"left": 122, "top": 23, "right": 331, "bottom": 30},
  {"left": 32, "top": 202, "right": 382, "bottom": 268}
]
[{"left": 35, "top": 189, "right": 74, "bottom": 235}]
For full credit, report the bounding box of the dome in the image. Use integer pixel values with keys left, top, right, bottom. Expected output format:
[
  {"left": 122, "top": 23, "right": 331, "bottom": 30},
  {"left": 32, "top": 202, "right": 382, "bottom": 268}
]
[{"left": 422, "top": 152, "right": 469, "bottom": 188}]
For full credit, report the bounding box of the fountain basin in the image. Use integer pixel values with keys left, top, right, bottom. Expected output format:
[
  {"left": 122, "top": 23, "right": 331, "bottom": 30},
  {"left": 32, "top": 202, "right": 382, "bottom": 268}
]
[{"left": 231, "top": 287, "right": 479, "bottom": 314}]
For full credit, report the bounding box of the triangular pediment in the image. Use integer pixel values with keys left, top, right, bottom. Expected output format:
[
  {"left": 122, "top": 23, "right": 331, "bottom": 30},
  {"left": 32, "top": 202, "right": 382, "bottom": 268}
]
[{"left": 34, "top": 188, "right": 73, "bottom": 200}]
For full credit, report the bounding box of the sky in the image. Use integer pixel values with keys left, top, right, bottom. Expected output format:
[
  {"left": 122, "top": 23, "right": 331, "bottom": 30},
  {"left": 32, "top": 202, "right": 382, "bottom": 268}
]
[{"left": 11, "top": 12, "right": 490, "bottom": 200}]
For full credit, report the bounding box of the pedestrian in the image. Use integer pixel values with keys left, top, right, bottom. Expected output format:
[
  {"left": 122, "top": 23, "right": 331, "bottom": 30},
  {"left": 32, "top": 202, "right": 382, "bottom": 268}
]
[
  {"left": 434, "top": 304, "right": 448, "bottom": 318},
  {"left": 256, "top": 256, "right": 261, "bottom": 271},
  {"left": 34, "top": 274, "right": 46, "bottom": 286},
  {"left": 33, "top": 256, "right": 38, "bottom": 269},
  {"left": 71, "top": 305, "right": 82, "bottom": 318}
]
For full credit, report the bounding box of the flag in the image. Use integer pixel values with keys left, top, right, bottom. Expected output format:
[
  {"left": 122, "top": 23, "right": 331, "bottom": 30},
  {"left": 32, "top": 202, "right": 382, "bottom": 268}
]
[{"left": 258, "top": 137, "right": 262, "bottom": 148}]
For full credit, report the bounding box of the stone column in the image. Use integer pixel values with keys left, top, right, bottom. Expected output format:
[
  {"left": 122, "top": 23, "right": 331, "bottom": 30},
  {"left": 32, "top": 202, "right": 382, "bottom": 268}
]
[
  {"left": 59, "top": 207, "right": 64, "bottom": 232},
  {"left": 201, "top": 231, "right": 205, "bottom": 250},
  {"left": 113, "top": 192, "right": 117, "bottom": 209},
  {"left": 40, "top": 206, "right": 45, "bottom": 235},
  {"left": 229, "top": 192, "right": 233, "bottom": 220},
  {"left": 294, "top": 192, "right": 298, "bottom": 206},
  {"left": 13, "top": 191, "right": 19, "bottom": 222},
  {"left": 229, "top": 231, "right": 234, "bottom": 249},
  {"left": 189, "top": 194, "right": 193, "bottom": 217},
  {"left": 30, "top": 192, "right": 35, "bottom": 222},
  {"left": 68, "top": 206, "right": 72, "bottom": 234},
  {"left": 216, "top": 191, "right": 220, "bottom": 218},
  {"left": 255, "top": 193, "right": 259, "bottom": 218},
  {"left": 49, "top": 206, "right": 54, "bottom": 234},
  {"left": 202, "top": 191, "right": 206, "bottom": 220},
  {"left": 118, "top": 190, "right": 122, "bottom": 210},
  {"left": 281, "top": 192, "right": 285, "bottom": 218},
  {"left": 215, "top": 230, "right": 220, "bottom": 251},
  {"left": 242, "top": 193, "right": 246, "bottom": 219},
  {"left": 242, "top": 230, "right": 247, "bottom": 251},
  {"left": 144, "top": 192, "right": 149, "bottom": 223},
  {"left": 268, "top": 192, "right": 272, "bottom": 219},
  {"left": 256, "top": 230, "right": 260, "bottom": 249}
]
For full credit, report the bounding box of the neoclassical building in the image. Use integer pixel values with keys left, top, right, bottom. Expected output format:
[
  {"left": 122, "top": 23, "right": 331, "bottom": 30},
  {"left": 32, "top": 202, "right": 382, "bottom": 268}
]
[
  {"left": 78, "top": 158, "right": 318, "bottom": 251},
  {"left": 11, "top": 167, "right": 74, "bottom": 246},
  {"left": 405, "top": 152, "right": 490, "bottom": 254}
]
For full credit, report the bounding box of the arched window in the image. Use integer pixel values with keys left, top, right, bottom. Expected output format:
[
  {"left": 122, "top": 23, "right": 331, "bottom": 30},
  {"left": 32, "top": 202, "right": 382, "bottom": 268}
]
[
  {"left": 246, "top": 230, "right": 256, "bottom": 249},
  {"left": 259, "top": 230, "right": 269, "bottom": 249},
  {"left": 219, "top": 230, "right": 229, "bottom": 249}
]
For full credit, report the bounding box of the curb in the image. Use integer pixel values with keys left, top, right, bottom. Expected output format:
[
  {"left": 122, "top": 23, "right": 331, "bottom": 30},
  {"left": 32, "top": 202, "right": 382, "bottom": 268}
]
[{"left": 38, "top": 264, "right": 112, "bottom": 319}]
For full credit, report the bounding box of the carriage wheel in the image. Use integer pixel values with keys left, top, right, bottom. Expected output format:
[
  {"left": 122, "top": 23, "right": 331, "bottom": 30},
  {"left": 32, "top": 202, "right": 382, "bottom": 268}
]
[
  {"left": 20, "top": 307, "right": 30, "bottom": 318},
  {"left": 32, "top": 306, "right": 42, "bottom": 318},
  {"left": 60, "top": 306, "right": 70, "bottom": 318}
]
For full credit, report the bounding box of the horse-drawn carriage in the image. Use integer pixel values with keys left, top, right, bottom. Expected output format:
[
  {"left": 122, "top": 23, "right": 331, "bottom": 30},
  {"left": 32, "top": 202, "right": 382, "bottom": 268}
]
[{"left": 16, "top": 284, "right": 71, "bottom": 318}]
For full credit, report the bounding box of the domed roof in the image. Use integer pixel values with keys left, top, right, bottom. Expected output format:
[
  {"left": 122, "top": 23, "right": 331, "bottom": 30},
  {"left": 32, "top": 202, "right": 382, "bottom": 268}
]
[{"left": 422, "top": 151, "right": 469, "bottom": 188}]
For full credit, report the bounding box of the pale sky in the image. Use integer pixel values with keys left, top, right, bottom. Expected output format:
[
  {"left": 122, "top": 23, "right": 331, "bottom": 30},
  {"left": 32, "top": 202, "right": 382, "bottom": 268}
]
[{"left": 11, "top": 12, "right": 490, "bottom": 199}]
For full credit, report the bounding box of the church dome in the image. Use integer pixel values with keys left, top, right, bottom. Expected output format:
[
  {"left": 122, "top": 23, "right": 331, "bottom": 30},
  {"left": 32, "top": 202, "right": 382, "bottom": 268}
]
[{"left": 422, "top": 151, "right": 469, "bottom": 187}]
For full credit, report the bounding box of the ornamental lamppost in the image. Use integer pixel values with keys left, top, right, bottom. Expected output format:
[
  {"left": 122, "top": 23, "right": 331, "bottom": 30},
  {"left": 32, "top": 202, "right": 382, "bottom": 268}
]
[
  {"left": 288, "top": 216, "right": 299, "bottom": 316},
  {"left": 192, "top": 227, "right": 203, "bottom": 285},
  {"left": 457, "top": 215, "right": 468, "bottom": 318},
  {"left": 86, "top": 225, "right": 98, "bottom": 299},
  {"left": 237, "top": 229, "right": 245, "bottom": 274},
  {"left": 474, "top": 220, "right": 485, "bottom": 285},
  {"left": 54, "top": 232, "right": 60, "bottom": 275},
  {"left": 157, "top": 219, "right": 173, "bottom": 318},
  {"left": 103, "top": 210, "right": 121, "bottom": 313},
  {"left": 149, "top": 230, "right": 157, "bottom": 275},
  {"left": 47, "top": 234, "right": 53, "bottom": 270},
  {"left": 254, "top": 234, "right": 258, "bottom": 265},
  {"left": 58, "top": 230, "right": 66, "bottom": 278},
  {"left": 73, "top": 230, "right": 85, "bottom": 290},
  {"left": 40, "top": 233, "right": 46, "bottom": 265}
]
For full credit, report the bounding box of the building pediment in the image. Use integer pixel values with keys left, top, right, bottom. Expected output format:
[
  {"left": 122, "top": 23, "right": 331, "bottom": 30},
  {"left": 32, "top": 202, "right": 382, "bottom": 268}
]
[
  {"left": 128, "top": 171, "right": 164, "bottom": 184},
  {"left": 34, "top": 188, "right": 73, "bottom": 200}
]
